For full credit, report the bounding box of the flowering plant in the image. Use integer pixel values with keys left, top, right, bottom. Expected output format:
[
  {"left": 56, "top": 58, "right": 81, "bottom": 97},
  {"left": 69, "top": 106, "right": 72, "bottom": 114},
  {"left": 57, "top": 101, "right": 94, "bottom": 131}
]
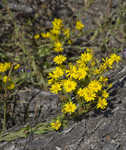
[
  {"left": 38, "top": 18, "right": 121, "bottom": 131},
  {"left": 0, "top": 62, "right": 20, "bottom": 131}
]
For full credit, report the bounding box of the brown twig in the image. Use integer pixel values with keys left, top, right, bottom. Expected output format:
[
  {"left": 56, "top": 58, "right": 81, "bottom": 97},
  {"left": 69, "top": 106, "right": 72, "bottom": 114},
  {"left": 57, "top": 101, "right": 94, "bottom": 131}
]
[{"left": 107, "top": 0, "right": 112, "bottom": 17}]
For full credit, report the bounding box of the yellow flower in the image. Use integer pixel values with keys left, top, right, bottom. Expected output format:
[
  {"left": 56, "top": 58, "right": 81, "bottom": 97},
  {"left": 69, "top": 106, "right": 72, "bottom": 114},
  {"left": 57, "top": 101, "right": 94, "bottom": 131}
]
[
  {"left": 99, "top": 76, "right": 108, "bottom": 86},
  {"left": 62, "top": 79, "right": 77, "bottom": 93},
  {"left": 41, "top": 32, "right": 50, "bottom": 38},
  {"left": 75, "top": 20, "right": 84, "bottom": 30},
  {"left": 14, "top": 64, "right": 20, "bottom": 70},
  {"left": 0, "top": 62, "right": 11, "bottom": 72},
  {"left": 52, "top": 18, "right": 63, "bottom": 29},
  {"left": 110, "top": 53, "right": 121, "bottom": 63},
  {"left": 80, "top": 52, "right": 93, "bottom": 63},
  {"left": 83, "top": 87, "right": 96, "bottom": 102},
  {"left": 50, "top": 28, "right": 61, "bottom": 35},
  {"left": 76, "top": 60, "right": 86, "bottom": 69},
  {"left": 7, "top": 83, "right": 15, "bottom": 90},
  {"left": 54, "top": 41, "right": 63, "bottom": 52},
  {"left": 53, "top": 55, "right": 67, "bottom": 65},
  {"left": 99, "top": 76, "right": 108, "bottom": 83},
  {"left": 34, "top": 34, "right": 40, "bottom": 39},
  {"left": 77, "top": 88, "right": 85, "bottom": 97},
  {"left": 107, "top": 54, "right": 120, "bottom": 68},
  {"left": 4, "top": 62, "right": 11, "bottom": 71},
  {"left": 62, "top": 101, "right": 77, "bottom": 114},
  {"left": 76, "top": 67, "right": 87, "bottom": 80},
  {"left": 48, "top": 67, "right": 64, "bottom": 79},
  {"left": 51, "top": 120, "right": 61, "bottom": 130},
  {"left": 102, "top": 90, "right": 109, "bottom": 99},
  {"left": 98, "top": 66, "right": 106, "bottom": 74},
  {"left": 94, "top": 62, "right": 108, "bottom": 75},
  {"left": 97, "top": 98, "right": 108, "bottom": 109},
  {"left": 101, "top": 54, "right": 121, "bottom": 70},
  {"left": 63, "top": 28, "right": 70, "bottom": 38},
  {"left": 66, "top": 64, "right": 78, "bottom": 79},
  {"left": 105, "top": 58, "right": 114, "bottom": 69},
  {"left": 50, "top": 82, "right": 61, "bottom": 94},
  {"left": 88, "top": 80, "right": 102, "bottom": 93},
  {"left": 3, "top": 76, "right": 10, "bottom": 83},
  {"left": 50, "top": 18, "right": 63, "bottom": 36},
  {"left": 66, "top": 63, "right": 88, "bottom": 80},
  {"left": 48, "top": 78, "right": 54, "bottom": 85}
]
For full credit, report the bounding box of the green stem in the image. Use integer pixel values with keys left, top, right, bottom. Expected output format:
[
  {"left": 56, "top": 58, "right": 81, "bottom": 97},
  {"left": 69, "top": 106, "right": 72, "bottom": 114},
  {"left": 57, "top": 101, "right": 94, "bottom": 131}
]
[{"left": 3, "top": 101, "right": 7, "bottom": 131}]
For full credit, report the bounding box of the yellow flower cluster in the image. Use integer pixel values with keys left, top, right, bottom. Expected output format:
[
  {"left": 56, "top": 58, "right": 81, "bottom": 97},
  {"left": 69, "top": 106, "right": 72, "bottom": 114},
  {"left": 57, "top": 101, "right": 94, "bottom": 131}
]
[
  {"left": 46, "top": 19, "right": 122, "bottom": 130},
  {"left": 105, "top": 53, "right": 121, "bottom": 68},
  {"left": 41, "top": 18, "right": 64, "bottom": 42},
  {"left": 77, "top": 79, "right": 110, "bottom": 109},
  {"left": 2, "top": 75, "right": 15, "bottom": 90},
  {"left": 36, "top": 18, "right": 85, "bottom": 41},
  {"left": 66, "top": 63, "right": 88, "bottom": 80},
  {"left": 0, "top": 62, "right": 21, "bottom": 91},
  {"left": 50, "top": 18, "right": 63, "bottom": 35},
  {"left": 51, "top": 120, "right": 61, "bottom": 130},
  {"left": 34, "top": 18, "right": 63, "bottom": 40},
  {"left": 77, "top": 80, "right": 102, "bottom": 102},
  {"left": 65, "top": 50, "right": 92, "bottom": 80},
  {"left": 94, "top": 53, "right": 121, "bottom": 74},
  {"left": 0, "top": 62, "right": 11, "bottom": 72},
  {"left": 48, "top": 49, "right": 93, "bottom": 95},
  {"left": 48, "top": 49, "right": 93, "bottom": 96},
  {"left": 48, "top": 45, "right": 121, "bottom": 112},
  {"left": 96, "top": 89, "right": 109, "bottom": 109},
  {"left": 40, "top": 18, "right": 85, "bottom": 53}
]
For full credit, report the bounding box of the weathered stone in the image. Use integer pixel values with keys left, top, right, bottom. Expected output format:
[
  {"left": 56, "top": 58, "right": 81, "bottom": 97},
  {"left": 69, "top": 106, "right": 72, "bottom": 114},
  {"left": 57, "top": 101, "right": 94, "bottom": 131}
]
[{"left": 12, "top": 87, "right": 59, "bottom": 126}]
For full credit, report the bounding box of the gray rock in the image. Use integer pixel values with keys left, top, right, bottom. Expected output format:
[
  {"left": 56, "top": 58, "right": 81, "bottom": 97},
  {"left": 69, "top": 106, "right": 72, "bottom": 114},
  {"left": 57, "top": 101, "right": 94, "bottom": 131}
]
[
  {"left": 13, "top": 87, "right": 59, "bottom": 125},
  {"left": 103, "top": 144, "right": 115, "bottom": 150},
  {"left": 7, "top": 3, "right": 34, "bottom": 14},
  {"left": 0, "top": 1, "right": 34, "bottom": 14},
  {"left": 40, "top": 0, "right": 47, "bottom": 2}
]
